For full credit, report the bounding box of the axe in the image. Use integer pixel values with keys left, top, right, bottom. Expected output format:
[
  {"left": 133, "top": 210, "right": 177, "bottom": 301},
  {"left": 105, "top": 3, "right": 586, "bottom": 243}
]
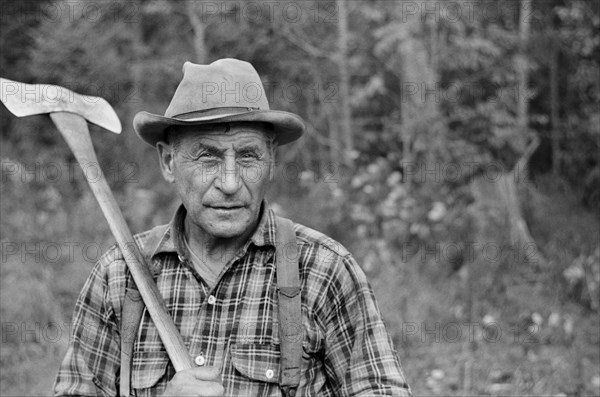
[{"left": 0, "top": 78, "right": 194, "bottom": 372}]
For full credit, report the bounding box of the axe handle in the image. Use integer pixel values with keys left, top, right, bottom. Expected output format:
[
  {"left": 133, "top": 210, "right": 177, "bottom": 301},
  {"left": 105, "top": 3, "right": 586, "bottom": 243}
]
[{"left": 50, "top": 112, "right": 194, "bottom": 372}]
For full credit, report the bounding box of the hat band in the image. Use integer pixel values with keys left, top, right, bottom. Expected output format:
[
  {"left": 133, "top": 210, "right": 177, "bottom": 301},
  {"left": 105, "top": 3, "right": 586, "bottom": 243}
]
[{"left": 173, "top": 107, "right": 260, "bottom": 120}]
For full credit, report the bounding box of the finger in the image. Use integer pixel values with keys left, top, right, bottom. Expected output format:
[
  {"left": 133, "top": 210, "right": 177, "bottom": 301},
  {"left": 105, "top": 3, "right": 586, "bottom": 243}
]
[
  {"left": 175, "top": 381, "right": 224, "bottom": 397},
  {"left": 190, "top": 365, "right": 222, "bottom": 381},
  {"left": 197, "top": 381, "right": 225, "bottom": 396},
  {"left": 163, "top": 377, "right": 224, "bottom": 397}
]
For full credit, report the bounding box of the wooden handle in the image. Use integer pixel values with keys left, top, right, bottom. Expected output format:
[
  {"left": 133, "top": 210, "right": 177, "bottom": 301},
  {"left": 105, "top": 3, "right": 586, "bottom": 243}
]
[{"left": 50, "top": 112, "right": 194, "bottom": 372}]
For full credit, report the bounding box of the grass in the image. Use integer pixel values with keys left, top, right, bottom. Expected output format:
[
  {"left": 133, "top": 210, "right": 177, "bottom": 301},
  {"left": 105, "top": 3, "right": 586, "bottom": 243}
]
[{"left": 0, "top": 256, "right": 68, "bottom": 396}]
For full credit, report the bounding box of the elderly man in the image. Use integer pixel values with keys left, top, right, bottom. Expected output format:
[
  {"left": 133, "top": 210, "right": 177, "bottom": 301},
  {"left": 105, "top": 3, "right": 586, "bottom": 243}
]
[{"left": 55, "top": 59, "right": 410, "bottom": 396}]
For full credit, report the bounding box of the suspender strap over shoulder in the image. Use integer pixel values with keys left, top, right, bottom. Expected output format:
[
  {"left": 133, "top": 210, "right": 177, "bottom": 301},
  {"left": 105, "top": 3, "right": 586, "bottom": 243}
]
[
  {"left": 119, "top": 225, "right": 167, "bottom": 397},
  {"left": 275, "top": 216, "right": 302, "bottom": 395},
  {"left": 119, "top": 286, "right": 145, "bottom": 396}
]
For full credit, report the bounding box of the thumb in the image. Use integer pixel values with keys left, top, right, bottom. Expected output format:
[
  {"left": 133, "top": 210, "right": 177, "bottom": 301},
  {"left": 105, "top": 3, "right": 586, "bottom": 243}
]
[{"left": 190, "top": 365, "right": 221, "bottom": 381}]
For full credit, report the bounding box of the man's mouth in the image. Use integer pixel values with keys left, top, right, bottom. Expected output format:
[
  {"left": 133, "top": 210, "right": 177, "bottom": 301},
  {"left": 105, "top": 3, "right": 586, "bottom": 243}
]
[{"left": 206, "top": 203, "right": 246, "bottom": 210}]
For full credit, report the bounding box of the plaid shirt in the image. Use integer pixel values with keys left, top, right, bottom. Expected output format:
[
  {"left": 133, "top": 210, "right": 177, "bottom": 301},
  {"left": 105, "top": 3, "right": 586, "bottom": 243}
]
[{"left": 54, "top": 203, "right": 411, "bottom": 396}]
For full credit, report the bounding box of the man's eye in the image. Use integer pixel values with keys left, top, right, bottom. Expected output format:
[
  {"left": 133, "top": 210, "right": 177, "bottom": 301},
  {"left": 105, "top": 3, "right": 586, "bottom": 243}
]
[
  {"left": 196, "top": 152, "right": 219, "bottom": 161},
  {"left": 239, "top": 152, "right": 260, "bottom": 160}
]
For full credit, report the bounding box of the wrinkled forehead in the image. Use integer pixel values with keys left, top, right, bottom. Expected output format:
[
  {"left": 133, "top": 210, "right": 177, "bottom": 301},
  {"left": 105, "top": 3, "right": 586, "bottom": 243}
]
[{"left": 171, "top": 122, "right": 274, "bottom": 145}]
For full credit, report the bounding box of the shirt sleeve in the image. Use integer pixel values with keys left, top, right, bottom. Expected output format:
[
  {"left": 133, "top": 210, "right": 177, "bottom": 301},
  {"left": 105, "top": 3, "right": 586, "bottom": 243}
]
[
  {"left": 54, "top": 248, "right": 124, "bottom": 396},
  {"left": 322, "top": 254, "right": 411, "bottom": 396}
]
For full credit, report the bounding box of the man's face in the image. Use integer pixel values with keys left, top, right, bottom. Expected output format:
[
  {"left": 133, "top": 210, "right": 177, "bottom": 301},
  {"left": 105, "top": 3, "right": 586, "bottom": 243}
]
[{"left": 157, "top": 123, "right": 274, "bottom": 240}]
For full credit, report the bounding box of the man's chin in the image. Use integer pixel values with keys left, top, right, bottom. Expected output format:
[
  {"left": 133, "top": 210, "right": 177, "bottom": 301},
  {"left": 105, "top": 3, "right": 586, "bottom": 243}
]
[
  {"left": 202, "top": 214, "right": 254, "bottom": 239},
  {"left": 204, "top": 223, "right": 251, "bottom": 239}
]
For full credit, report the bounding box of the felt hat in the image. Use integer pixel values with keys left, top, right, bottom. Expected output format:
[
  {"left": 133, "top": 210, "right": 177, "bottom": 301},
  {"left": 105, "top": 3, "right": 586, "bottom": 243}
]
[{"left": 133, "top": 58, "right": 305, "bottom": 146}]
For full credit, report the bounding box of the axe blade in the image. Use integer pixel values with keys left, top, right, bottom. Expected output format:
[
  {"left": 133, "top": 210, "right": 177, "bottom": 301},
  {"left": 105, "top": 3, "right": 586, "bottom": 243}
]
[{"left": 0, "top": 77, "right": 121, "bottom": 134}]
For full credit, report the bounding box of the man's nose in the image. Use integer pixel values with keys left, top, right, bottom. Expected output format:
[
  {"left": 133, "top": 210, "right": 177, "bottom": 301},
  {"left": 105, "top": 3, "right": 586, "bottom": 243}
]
[{"left": 215, "top": 156, "right": 241, "bottom": 194}]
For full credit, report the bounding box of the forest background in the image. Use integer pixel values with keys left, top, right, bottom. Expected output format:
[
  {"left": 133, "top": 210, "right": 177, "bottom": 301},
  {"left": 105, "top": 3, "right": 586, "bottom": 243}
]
[{"left": 0, "top": 0, "right": 598, "bottom": 395}]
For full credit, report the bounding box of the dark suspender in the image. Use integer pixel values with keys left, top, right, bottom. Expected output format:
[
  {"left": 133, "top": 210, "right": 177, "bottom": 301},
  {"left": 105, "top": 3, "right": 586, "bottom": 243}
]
[
  {"left": 119, "top": 217, "right": 301, "bottom": 396},
  {"left": 275, "top": 217, "right": 302, "bottom": 396},
  {"left": 119, "top": 286, "right": 144, "bottom": 396},
  {"left": 119, "top": 225, "right": 167, "bottom": 397}
]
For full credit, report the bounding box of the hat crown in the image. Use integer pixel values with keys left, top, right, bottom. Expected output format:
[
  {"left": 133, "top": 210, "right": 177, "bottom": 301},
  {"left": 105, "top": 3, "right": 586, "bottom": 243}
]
[
  {"left": 133, "top": 58, "right": 305, "bottom": 147},
  {"left": 165, "top": 59, "right": 270, "bottom": 118}
]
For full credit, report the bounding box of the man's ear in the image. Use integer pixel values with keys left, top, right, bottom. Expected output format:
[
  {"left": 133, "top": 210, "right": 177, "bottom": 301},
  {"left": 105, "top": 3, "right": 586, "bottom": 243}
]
[
  {"left": 269, "top": 160, "right": 275, "bottom": 181},
  {"left": 268, "top": 146, "right": 277, "bottom": 181},
  {"left": 156, "top": 141, "right": 175, "bottom": 183}
]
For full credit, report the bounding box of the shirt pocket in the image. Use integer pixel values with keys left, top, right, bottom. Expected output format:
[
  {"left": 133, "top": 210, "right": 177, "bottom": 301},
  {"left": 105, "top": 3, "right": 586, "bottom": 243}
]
[
  {"left": 131, "top": 350, "right": 170, "bottom": 391},
  {"left": 230, "top": 343, "right": 281, "bottom": 384}
]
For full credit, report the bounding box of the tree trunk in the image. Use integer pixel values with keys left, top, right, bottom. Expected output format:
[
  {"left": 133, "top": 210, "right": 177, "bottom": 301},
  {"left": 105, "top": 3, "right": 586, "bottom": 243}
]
[
  {"left": 469, "top": 0, "right": 542, "bottom": 258},
  {"left": 394, "top": 4, "right": 439, "bottom": 188},
  {"left": 506, "top": 0, "right": 536, "bottom": 245},
  {"left": 396, "top": 6, "right": 440, "bottom": 123},
  {"left": 336, "top": 0, "right": 353, "bottom": 167},
  {"left": 516, "top": 0, "right": 531, "bottom": 128},
  {"left": 327, "top": 104, "right": 342, "bottom": 165},
  {"left": 475, "top": 0, "right": 537, "bottom": 246},
  {"left": 401, "top": 126, "right": 412, "bottom": 189},
  {"left": 186, "top": 1, "right": 208, "bottom": 63},
  {"left": 550, "top": 43, "right": 560, "bottom": 175}
]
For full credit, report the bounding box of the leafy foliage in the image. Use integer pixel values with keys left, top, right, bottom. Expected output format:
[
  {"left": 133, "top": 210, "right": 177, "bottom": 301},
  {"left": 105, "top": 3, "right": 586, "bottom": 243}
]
[{"left": 0, "top": 0, "right": 598, "bottom": 395}]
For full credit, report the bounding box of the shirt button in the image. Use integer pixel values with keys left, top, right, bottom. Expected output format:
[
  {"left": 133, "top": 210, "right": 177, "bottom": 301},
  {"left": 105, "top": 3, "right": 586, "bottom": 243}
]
[
  {"left": 207, "top": 295, "right": 216, "bottom": 305},
  {"left": 265, "top": 369, "right": 274, "bottom": 379},
  {"left": 194, "top": 355, "right": 205, "bottom": 366}
]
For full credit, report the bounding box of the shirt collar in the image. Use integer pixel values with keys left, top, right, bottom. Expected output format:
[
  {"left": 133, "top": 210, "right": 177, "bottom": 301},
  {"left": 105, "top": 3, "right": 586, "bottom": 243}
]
[{"left": 147, "top": 200, "right": 277, "bottom": 260}]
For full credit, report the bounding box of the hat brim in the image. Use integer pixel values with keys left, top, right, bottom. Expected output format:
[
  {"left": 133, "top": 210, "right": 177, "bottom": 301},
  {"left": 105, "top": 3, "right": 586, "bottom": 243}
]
[{"left": 133, "top": 110, "right": 305, "bottom": 147}]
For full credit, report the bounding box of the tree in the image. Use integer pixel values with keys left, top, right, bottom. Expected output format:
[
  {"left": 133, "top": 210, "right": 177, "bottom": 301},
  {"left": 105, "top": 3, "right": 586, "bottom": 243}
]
[{"left": 336, "top": 0, "right": 354, "bottom": 166}]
